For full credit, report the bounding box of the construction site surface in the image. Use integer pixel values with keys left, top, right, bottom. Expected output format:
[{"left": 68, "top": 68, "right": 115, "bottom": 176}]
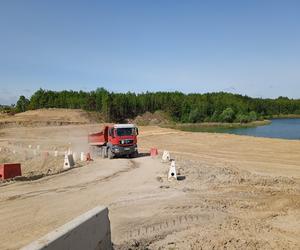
[{"left": 0, "top": 109, "right": 300, "bottom": 249}]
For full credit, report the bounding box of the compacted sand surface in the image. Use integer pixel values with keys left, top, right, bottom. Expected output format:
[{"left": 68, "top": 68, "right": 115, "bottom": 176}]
[{"left": 0, "top": 122, "right": 300, "bottom": 249}]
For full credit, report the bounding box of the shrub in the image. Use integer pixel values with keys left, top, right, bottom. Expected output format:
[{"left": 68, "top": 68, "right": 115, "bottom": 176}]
[
  {"left": 219, "top": 108, "right": 235, "bottom": 123},
  {"left": 248, "top": 111, "right": 257, "bottom": 121},
  {"left": 236, "top": 114, "right": 250, "bottom": 123}
]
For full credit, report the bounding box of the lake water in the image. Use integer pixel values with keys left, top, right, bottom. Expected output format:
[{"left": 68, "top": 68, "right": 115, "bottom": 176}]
[{"left": 225, "top": 118, "right": 300, "bottom": 140}]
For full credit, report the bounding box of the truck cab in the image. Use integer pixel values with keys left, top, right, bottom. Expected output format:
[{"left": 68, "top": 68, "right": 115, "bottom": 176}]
[{"left": 107, "top": 124, "right": 138, "bottom": 158}]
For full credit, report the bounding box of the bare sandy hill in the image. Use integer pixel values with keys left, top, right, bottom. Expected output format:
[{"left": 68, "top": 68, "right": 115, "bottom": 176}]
[
  {"left": 0, "top": 108, "right": 102, "bottom": 127},
  {"left": 134, "top": 111, "right": 172, "bottom": 125}
]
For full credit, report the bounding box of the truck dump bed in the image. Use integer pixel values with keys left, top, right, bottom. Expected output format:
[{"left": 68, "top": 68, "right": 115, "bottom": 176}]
[{"left": 88, "top": 126, "right": 109, "bottom": 146}]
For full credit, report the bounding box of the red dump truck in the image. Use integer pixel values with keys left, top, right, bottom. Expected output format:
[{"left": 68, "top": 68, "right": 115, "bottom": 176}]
[{"left": 88, "top": 124, "right": 139, "bottom": 159}]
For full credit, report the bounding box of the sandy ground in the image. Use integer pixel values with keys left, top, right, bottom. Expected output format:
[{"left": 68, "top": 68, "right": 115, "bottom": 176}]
[
  {"left": 0, "top": 122, "right": 300, "bottom": 249},
  {"left": 0, "top": 109, "right": 101, "bottom": 129},
  {"left": 2, "top": 108, "right": 93, "bottom": 123}
]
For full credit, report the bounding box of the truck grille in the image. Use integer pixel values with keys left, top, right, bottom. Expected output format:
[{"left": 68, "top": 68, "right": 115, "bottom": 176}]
[{"left": 120, "top": 139, "right": 134, "bottom": 145}]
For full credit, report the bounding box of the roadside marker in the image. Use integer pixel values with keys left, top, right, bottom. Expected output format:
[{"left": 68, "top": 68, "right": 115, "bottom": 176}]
[
  {"left": 168, "top": 160, "right": 177, "bottom": 180},
  {"left": 80, "top": 152, "right": 85, "bottom": 161},
  {"left": 73, "top": 152, "right": 78, "bottom": 161},
  {"left": 150, "top": 148, "right": 158, "bottom": 157},
  {"left": 63, "top": 154, "right": 75, "bottom": 170},
  {"left": 54, "top": 151, "right": 58, "bottom": 157},
  {"left": 162, "top": 150, "right": 171, "bottom": 162},
  {"left": 86, "top": 153, "right": 93, "bottom": 161},
  {"left": 43, "top": 151, "right": 49, "bottom": 158}
]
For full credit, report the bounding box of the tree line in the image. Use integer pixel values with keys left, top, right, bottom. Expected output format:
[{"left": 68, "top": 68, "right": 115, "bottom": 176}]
[{"left": 14, "top": 88, "right": 300, "bottom": 123}]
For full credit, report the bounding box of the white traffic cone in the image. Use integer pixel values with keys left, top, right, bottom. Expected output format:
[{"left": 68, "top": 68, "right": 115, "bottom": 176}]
[
  {"left": 162, "top": 150, "right": 171, "bottom": 162},
  {"left": 168, "top": 160, "right": 177, "bottom": 180}
]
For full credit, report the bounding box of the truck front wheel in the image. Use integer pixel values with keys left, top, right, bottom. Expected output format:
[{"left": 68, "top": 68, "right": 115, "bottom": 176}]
[
  {"left": 101, "top": 147, "right": 107, "bottom": 158},
  {"left": 107, "top": 148, "right": 114, "bottom": 159}
]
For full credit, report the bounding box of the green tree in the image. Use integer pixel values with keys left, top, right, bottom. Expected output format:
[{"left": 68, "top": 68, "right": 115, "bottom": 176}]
[
  {"left": 16, "top": 96, "right": 29, "bottom": 112},
  {"left": 20, "top": 88, "right": 300, "bottom": 123},
  {"left": 188, "top": 108, "right": 201, "bottom": 123}
]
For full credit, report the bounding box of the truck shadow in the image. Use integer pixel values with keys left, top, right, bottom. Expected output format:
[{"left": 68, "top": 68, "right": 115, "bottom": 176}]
[
  {"left": 136, "top": 152, "right": 151, "bottom": 158},
  {"left": 117, "top": 152, "right": 150, "bottom": 159}
]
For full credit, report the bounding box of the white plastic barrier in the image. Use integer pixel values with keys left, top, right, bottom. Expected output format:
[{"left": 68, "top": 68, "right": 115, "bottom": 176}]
[
  {"left": 80, "top": 152, "right": 86, "bottom": 161},
  {"left": 68, "top": 148, "right": 72, "bottom": 155},
  {"left": 73, "top": 152, "right": 78, "bottom": 161},
  {"left": 162, "top": 150, "right": 171, "bottom": 162},
  {"left": 21, "top": 206, "right": 112, "bottom": 250},
  {"left": 63, "top": 154, "right": 75, "bottom": 170},
  {"left": 168, "top": 160, "right": 177, "bottom": 180}
]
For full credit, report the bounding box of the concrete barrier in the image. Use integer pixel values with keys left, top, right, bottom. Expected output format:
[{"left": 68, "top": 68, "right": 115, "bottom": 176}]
[
  {"left": 21, "top": 206, "right": 112, "bottom": 250},
  {"left": 168, "top": 160, "right": 177, "bottom": 180}
]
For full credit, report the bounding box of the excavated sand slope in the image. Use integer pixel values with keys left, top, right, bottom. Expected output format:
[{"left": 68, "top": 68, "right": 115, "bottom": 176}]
[{"left": 0, "top": 109, "right": 101, "bottom": 128}]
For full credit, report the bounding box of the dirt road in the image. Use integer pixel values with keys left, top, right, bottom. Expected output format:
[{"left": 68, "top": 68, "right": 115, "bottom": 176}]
[
  {"left": 0, "top": 124, "right": 300, "bottom": 249},
  {"left": 0, "top": 156, "right": 172, "bottom": 249}
]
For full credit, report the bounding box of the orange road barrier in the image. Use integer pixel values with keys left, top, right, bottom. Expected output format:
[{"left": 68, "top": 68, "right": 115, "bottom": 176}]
[
  {"left": 86, "top": 153, "right": 93, "bottom": 161},
  {"left": 0, "top": 163, "right": 22, "bottom": 180},
  {"left": 150, "top": 148, "right": 158, "bottom": 157}
]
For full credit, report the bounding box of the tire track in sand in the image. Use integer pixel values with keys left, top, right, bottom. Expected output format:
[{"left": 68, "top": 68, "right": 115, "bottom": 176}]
[{"left": 0, "top": 159, "right": 140, "bottom": 202}]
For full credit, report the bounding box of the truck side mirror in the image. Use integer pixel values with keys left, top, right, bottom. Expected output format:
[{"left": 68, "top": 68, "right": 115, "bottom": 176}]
[{"left": 136, "top": 128, "right": 139, "bottom": 135}]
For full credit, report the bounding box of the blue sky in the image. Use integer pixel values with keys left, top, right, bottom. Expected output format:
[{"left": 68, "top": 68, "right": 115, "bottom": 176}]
[{"left": 0, "top": 0, "right": 300, "bottom": 104}]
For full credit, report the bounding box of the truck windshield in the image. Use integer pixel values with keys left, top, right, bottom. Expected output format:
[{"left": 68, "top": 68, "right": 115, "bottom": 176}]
[{"left": 116, "top": 128, "right": 135, "bottom": 136}]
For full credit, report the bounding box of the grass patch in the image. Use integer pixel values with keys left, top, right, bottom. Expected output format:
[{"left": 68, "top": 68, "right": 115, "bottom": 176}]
[
  {"left": 162, "top": 120, "right": 271, "bottom": 133},
  {"left": 268, "top": 114, "right": 300, "bottom": 119}
]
